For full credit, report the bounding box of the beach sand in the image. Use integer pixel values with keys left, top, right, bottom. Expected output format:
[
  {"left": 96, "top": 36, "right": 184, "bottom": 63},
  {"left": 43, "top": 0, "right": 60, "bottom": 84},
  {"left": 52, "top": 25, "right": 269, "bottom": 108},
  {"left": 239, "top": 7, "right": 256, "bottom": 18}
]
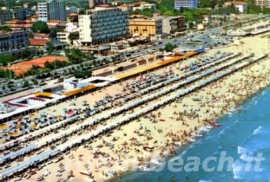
[{"left": 4, "top": 35, "right": 270, "bottom": 182}]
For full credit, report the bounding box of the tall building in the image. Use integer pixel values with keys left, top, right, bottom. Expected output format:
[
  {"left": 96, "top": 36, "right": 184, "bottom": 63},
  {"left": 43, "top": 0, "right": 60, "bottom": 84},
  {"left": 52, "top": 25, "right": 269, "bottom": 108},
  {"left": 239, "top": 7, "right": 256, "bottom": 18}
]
[
  {"left": 78, "top": 7, "right": 128, "bottom": 45},
  {"left": 0, "top": 10, "right": 14, "bottom": 25},
  {"left": 174, "top": 0, "right": 198, "bottom": 9},
  {"left": 255, "top": 0, "right": 270, "bottom": 8},
  {"left": 38, "top": 0, "right": 66, "bottom": 22}
]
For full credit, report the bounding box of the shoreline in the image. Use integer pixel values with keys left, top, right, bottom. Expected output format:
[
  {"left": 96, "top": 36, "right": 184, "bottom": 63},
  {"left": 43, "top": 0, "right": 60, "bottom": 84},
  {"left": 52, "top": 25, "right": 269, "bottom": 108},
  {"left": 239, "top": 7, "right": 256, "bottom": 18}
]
[
  {"left": 1, "top": 35, "right": 270, "bottom": 182},
  {"left": 105, "top": 58, "right": 270, "bottom": 182}
]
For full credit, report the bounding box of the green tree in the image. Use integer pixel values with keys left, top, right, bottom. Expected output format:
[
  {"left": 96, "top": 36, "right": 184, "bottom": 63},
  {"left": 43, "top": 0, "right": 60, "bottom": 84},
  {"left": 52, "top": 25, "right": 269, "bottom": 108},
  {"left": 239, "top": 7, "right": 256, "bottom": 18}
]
[
  {"left": 31, "top": 21, "right": 50, "bottom": 33},
  {"left": 22, "top": 80, "right": 29, "bottom": 88},
  {"left": 183, "top": 11, "right": 194, "bottom": 21},
  {"left": 163, "top": 10, "right": 174, "bottom": 16},
  {"left": 21, "top": 47, "right": 32, "bottom": 59},
  {"left": 0, "top": 26, "right": 12, "bottom": 32},
  {"left": 0, "top": 55, "right": 15, "bottom": 66},
  {"left": 32, "top": 79, "right": 38, "bottom": 85},
  {"left": 74, "top": 70, "right": 92, "bottom": 79},
  {"left": 65, "top": 48, "right": 88, "bottom": 64},
  {"left": 131, "top": 8, "right": 154, "bottom": 17},
  {"left": 0, "top": 68, "right": 15, "bottom": 79},
  {"left": 47, "top": 42, "right": 54, "bottom": 55},
  {"left": 189, "top": 22, "right": 194, "bottom": 29},
  {"left": 164, "top": 43, "right": 175, "bottom": 52},
  {"left": 68, "top": 32, "right": 79, "bottom": 44}
]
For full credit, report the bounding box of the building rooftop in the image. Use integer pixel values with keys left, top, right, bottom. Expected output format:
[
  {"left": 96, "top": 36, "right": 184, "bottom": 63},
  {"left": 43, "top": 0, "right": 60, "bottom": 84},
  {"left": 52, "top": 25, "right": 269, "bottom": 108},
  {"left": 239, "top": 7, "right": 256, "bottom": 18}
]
[
  {"left": 161, "top": 15, "right": 185, "bottom": 20},
  {"left": 47, "top": 20, "right": 63, "bottom": 24},
  {"left": 224, "top": 1, "right": 248, "bottom": 5},
  {"left": 29, "top": 39, "right": 49, "bottom": 46},
  {"left": 67, "top": 13, "right": 78, "bottom": 17},
  {"left": 33, "top": 33, "right": 50, "bottom": 39}
]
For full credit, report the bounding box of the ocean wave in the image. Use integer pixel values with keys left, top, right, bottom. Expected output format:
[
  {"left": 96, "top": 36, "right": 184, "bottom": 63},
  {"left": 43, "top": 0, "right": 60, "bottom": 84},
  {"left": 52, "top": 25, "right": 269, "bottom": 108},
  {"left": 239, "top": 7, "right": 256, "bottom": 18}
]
[
  {"left": 237, "top": 146, "right": 251, "bottom": 155},
  {"left": 239, "top": 153, "right": 261, "bottom": 162},
  {"left": 252, "top": 126, "right": 262, "bottom": 135},
  {"left": 232, "top": 160, "right": 243, "bottom": 180}
]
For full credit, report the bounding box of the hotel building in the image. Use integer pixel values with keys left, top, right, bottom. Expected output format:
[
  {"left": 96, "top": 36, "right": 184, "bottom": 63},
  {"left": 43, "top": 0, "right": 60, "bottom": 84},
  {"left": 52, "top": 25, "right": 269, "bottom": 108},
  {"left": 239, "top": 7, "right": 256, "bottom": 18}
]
[
  {"left": 38, "top": 0, "right": 66, "bottom": 22},
  {"left": 78, "top": 7, "right": 129, "bottom": 46},
  {"left": 174, "top": 0, "right": 198, "bottom": 9},
  {"left": 129, "top": 18, "right": 162, "bottom": 37},
  {"left": 255, "top": 0, "right": 270, "bottom": 8}
]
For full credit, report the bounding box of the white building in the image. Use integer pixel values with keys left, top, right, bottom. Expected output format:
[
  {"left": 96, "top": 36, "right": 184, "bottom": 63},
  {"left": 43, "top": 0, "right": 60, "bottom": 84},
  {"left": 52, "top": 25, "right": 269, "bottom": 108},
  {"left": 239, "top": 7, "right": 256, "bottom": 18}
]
[
  {"left": 78, "top": 7, "right": 129, "bottom": 46},
  {"left": 66, "top": 6, "right": 81, "bottom": 14},
  {"left": 174, "top": 0, "right": 198, "bottom": 9},
  {"left": 224, "top": 1, "right": 248, "bottom": 13},
  {"left": 66, "top": 22, "right": 78, "bottom": 32},
  {"left": 57, "top": 22, "right": 79, "bottom": 44},
  {"left": 133, "top": 3, "right": 157, "bottom": 11}
]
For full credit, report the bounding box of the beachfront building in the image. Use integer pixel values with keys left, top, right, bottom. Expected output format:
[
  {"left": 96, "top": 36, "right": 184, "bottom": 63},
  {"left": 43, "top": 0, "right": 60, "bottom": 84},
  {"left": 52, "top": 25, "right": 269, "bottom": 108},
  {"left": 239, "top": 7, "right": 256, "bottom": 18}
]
[
  {"left": 162, "top": 16, "right": 185, "bottom": 34},
  {"left": 129, "top": 18, "right": 163, "bottom": 38},
  {"left": 38, "top": 0, "right": 66, "bottom": 22},
  {"left": 174, "top": 0, "right": 198, "bottom": 9},
  {"left": 56, "top": 23, "right": 79, "bottom": 44},
  {"left": 0, "top": 30, "right": 36, "bottom": 56},
  {"left": 224, "top": 1, "right": 248, "bottom": 13},
  {"left": 78, "top": 7, "right": 129, "bottom": 46},
  {"left": 255, "top": 0, "right": 270, "bottom": 8}
]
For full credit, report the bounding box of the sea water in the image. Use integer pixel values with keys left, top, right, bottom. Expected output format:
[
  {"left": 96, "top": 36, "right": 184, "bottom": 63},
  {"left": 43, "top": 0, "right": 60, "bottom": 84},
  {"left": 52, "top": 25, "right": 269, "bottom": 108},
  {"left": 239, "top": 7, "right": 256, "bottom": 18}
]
[{"left": 118, "top": 87, "right": 270, "bottom": 182}]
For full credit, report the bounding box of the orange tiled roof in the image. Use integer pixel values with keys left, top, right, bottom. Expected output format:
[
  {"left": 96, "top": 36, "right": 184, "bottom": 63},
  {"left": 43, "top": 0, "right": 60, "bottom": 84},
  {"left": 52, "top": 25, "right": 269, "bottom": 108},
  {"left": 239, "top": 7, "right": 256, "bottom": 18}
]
[
  {"left": 29, "top": 39, "right": 49, "bottom": 46},
  {"left": 7, "top": 24, "right": 32, "bottom": 28},
  {"left": 47, "top": 20, "right": 63, "bottom": 23},
  {"left": 224, "top": 1, "right": 247, "bottom": 6},
  {"left": 232, "top": 1, "right": 248, "bottom": 5}
]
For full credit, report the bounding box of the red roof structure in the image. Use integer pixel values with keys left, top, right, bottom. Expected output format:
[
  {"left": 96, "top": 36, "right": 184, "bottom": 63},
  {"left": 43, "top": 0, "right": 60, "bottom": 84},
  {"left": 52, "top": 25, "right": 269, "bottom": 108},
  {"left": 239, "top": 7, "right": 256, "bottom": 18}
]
[{"left": 29, "top": 39, "right": 49, "bottom": 46}]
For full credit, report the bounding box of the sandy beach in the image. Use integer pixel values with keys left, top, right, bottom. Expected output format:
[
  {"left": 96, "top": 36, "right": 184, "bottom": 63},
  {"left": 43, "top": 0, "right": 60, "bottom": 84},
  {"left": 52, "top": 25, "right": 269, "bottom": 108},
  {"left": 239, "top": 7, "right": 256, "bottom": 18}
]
[{"left": 1, "top": 34, "right": 270, "bottom": 182}]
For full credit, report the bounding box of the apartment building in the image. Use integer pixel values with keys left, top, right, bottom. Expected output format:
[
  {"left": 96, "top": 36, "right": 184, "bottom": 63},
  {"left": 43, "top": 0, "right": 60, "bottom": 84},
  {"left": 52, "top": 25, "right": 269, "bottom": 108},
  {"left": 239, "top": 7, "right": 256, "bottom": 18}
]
[
  {"left": 174, "top": 0, "right": 198, "bottom": 9},
  {"left": 56, "top": 23, "right": 79, "bottom": 44},
  {"left": 0, "top": 10, "right": 13, "bottom": 25},
  {"left": 162, "top": 16, "right": 185, "bottom": 34},
  {"left": 129, "top": 18, "right": 163, "bottom": 37},
  {"left": 78, "top": 7, "right": 129, "bottom": 45},
  {"left": 0, "top": 31, "right": 35, "bottom": 56},
  {"left": 255, "top": 0, "right": 270, "bottom": 8},
  {"left": 38, "top": 0, "right": 66, "bottom": 22}
]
